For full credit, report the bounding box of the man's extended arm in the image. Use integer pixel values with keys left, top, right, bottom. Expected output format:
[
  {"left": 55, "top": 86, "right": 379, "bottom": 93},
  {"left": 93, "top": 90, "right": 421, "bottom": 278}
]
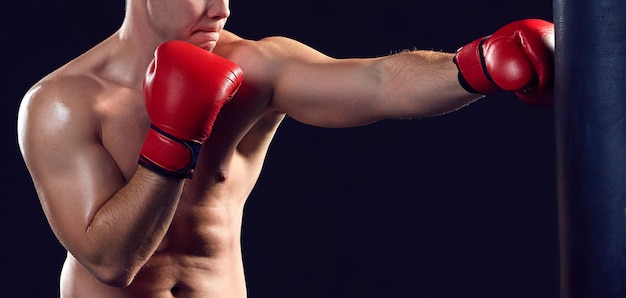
[{"left": 252, "top": 19, "right": 554, "bottom": 127}]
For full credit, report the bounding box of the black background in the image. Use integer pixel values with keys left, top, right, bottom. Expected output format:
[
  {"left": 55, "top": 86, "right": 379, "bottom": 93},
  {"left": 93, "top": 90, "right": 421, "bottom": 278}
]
[{"left": 2, "top": 0, "right": 558, "bottom": 297}]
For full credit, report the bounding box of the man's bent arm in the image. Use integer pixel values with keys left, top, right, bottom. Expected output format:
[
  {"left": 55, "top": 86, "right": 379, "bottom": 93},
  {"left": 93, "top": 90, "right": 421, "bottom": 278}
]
[{"left": 18, "top": 80, "right": 184, "bottom": 287}]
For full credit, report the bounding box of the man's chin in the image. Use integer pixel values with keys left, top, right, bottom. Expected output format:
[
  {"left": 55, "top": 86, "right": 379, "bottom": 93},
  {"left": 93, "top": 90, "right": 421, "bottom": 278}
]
[
  {"left": 187, "top": 33, "right": 219, "bottom": 51},
  {"left": 196, "top": 41, "right": 217, "bottom": 51}
]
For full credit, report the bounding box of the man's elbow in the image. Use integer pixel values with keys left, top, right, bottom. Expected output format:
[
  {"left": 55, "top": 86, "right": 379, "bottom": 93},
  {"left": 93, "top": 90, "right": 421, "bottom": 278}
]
[{"left": 88, "top": 261, "right": 139, "bottom": 288}]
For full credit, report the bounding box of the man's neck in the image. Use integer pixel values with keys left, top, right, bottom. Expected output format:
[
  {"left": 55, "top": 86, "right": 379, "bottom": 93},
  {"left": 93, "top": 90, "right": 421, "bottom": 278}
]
[{"left": 98, "top": 28, "right": 158, "bottom": 90}]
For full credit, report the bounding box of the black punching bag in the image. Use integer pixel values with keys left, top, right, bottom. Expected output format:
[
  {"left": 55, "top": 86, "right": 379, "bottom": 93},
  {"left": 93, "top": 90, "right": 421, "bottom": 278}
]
[{"left": 553, "top": 0, "right": 626, "bottom": 297}]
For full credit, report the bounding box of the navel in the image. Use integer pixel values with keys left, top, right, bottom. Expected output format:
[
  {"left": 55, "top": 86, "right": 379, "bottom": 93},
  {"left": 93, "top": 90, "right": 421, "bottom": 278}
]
[{"left": 170, "top": 284, "right": 181, "bottom": 295}]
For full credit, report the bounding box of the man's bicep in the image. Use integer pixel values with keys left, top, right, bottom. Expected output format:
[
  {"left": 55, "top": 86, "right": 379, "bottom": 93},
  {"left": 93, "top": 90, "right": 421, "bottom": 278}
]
[{"left": 271, "top": 58, "right": 386, "bottom": 128}]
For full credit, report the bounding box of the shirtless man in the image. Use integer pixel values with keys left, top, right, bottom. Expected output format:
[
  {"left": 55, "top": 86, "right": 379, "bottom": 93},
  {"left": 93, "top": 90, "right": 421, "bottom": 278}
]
[{"left": 17, "top": 0, "right": 554, "bottom": 296}]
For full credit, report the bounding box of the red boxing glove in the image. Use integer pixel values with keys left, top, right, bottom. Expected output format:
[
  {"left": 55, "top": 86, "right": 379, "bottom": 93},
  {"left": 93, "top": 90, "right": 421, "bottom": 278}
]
[
  {"left": 139, "top": 40, "right": 243, "bottom": 178},
  {"left": 454, "top": 19, "right": 555, "bottom": 107}
]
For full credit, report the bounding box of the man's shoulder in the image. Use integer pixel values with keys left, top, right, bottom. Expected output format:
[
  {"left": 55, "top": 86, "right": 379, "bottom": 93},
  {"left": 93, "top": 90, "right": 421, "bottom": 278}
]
[
  {"left": 24, "top": 69, "right": 102, "bottom": 109},
  {"left": 19, "top": 64, "right": 106, "bottom": 135},
  {"left": 214, "top": 31, "right": 305, "bottom": 80},
  {"left": 215, "top": 30, "right": 259, "bottom": 58},
  {"left": 216, "top": 30, "right": 329, "bottom": 67},
  {"left": 216, "top": 30, "right": 298, "bottom": 56}
]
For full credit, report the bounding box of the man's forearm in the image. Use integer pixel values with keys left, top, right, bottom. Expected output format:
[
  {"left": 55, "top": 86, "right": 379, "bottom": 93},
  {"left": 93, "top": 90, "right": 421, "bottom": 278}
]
[{"left": 80, "top": 167, "right": 184, "bottom": 287}]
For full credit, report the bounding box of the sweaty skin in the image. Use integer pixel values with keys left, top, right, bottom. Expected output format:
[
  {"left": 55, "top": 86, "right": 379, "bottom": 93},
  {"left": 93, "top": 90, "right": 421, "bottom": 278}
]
[{"left": 17, "top": 0, "right": 482, "bottom": 297}]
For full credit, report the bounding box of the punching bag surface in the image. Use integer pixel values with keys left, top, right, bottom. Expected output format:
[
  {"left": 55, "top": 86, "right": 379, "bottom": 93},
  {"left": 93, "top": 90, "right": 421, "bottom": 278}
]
[{"left": 553, "top": 0, "right": 626, "bottom": 297}]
